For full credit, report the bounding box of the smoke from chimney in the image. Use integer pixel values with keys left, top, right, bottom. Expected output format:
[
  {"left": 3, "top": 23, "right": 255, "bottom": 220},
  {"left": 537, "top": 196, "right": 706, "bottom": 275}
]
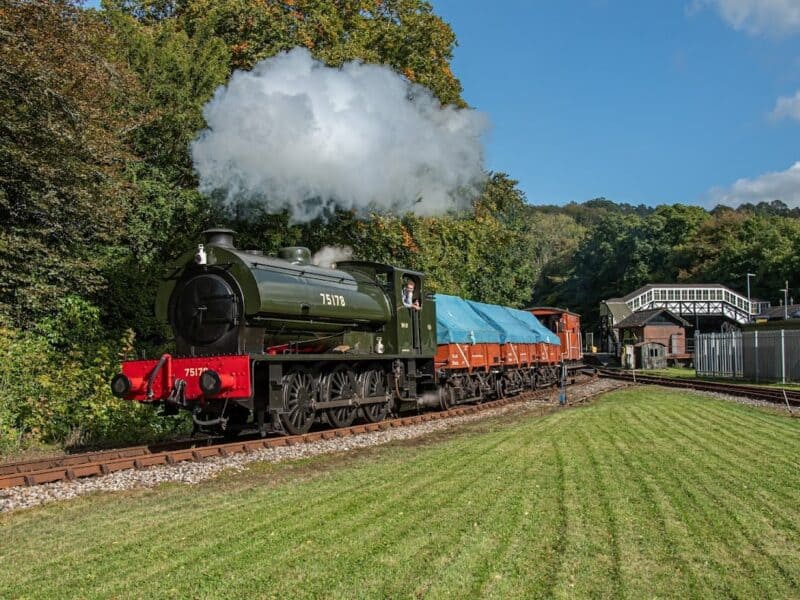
[{"left": 191, "top": 48, "right": 489, "bottom": 222}]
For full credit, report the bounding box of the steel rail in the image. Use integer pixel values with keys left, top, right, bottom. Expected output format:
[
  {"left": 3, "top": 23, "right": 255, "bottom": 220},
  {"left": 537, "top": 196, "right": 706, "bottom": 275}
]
[{"left": 596, "top": 369, "right": 800, "bottom": 407}]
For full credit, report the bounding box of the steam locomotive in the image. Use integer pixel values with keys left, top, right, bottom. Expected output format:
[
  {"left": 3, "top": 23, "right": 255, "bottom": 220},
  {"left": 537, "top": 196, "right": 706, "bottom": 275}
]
[{"left": 111, "top": 229, "right": 581, "bottom": 436}]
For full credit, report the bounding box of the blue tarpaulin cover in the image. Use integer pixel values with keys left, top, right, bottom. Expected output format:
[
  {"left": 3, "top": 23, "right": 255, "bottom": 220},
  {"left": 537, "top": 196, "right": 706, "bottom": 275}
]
[
  {"left": 434, "top": 294, "right": 502, "bottom": 344},
  {"left": 466, "top": 301, "right": 543, "bottom": 344},
  {"left": 508, "top": 309, "right": 561, "bottom": 346}
]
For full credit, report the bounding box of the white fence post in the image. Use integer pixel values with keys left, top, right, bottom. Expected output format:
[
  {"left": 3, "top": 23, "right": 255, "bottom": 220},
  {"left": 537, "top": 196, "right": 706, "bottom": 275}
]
[
  {"left": 781, "top": 329, "right": 786, "bottom": 385},
  {"left": 754, "top": 330, "right": 759, "bottom": 383}
]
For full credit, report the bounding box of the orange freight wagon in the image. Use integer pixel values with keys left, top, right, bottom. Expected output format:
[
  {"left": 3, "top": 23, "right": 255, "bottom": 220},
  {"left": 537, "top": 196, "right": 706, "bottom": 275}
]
[{"left": 527, "top": 307, "right": 583, "bottom": 363}]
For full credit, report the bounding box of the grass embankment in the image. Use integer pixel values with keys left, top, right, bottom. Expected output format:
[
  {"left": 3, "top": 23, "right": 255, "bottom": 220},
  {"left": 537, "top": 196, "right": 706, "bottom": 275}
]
[
  {"left": 646, "top": 367, "right": 800, "bottom": 390},
  {"left": 2, "top": 389, "right": 800, "bottom": 598}
]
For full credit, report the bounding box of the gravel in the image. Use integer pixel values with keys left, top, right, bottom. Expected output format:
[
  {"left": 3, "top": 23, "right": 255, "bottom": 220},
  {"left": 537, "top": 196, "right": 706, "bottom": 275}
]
[
  {"left": 675, "top": 387, "right": 799, "bottom": 412},
  {"left": 0, "top": 378, "right": 624, "bottom": 513}
]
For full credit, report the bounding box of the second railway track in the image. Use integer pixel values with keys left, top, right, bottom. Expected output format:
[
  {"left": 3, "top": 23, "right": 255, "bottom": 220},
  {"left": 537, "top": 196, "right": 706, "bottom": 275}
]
[{"left": 597, "top": 368, "right": 800, "bottom": 408}]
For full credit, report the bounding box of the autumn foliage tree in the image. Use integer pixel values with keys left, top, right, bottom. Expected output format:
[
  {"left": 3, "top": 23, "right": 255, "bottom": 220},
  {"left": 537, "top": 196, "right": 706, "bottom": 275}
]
[
  {"left": 110, "top": 0, "right": 464, "bottom": 105},
  {"left": 0, "top": 0, "right": 141, "bottom": 324}
]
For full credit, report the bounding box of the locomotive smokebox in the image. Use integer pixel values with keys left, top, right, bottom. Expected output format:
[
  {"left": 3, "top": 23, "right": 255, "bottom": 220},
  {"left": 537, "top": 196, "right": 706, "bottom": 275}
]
[{"left": 202, "top": 228, "right": 235, "bottom": 248}]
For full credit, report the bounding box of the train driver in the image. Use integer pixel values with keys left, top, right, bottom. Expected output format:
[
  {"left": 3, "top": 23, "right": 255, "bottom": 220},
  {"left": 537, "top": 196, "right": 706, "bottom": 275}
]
[{"left": 402, "top": 278, "right": 422, "bottom": 311}]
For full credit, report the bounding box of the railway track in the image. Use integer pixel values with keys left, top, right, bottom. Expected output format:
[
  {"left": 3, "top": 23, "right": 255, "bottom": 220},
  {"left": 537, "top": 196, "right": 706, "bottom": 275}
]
[
  {"left": 0, "top": 377, "right": 599, "bottom": 490},
  {"left": 0, "top": 437, "right": 224, "bottom": 489},
  {"left": 596, "top": 368, "right": 800, "bottom": 408}
]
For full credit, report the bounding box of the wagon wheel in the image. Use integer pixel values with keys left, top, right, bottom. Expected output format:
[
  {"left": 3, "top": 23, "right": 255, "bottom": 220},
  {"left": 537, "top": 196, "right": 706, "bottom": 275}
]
[
  {"left": 512, "top": 369, "right": 524, "bottom": 390},
  {"left": 495, "top": 374, "right": 506, "bottom": 399},
  {"left": 322, "top": 365, "right": 358, "bottom": 428},
  {"left": 281, "top": 368, "right": 316, "bottom": 435},
  {"left": 359, "top": 368, "right": 390, "bottom": 423},
  {"left": 440, "top": 383, "right": 456, "bottom": 410},
  {"left": 471, "top": 375, "right": 485, "bottom": 403}
]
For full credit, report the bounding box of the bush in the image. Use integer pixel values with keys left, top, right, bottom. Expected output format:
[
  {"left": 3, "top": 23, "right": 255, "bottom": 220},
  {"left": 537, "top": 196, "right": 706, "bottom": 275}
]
[{"left": 0, "top": 302, "right": 190, "bottom": 453}]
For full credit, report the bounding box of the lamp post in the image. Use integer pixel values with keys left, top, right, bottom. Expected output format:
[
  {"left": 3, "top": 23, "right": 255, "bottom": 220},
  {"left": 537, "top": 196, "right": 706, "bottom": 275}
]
[
  {"left": 747, "top": 273, "right": 755, "bottom": 320},
  {"left": 781, "top": 281, "right": 789, "bottom": 320}
]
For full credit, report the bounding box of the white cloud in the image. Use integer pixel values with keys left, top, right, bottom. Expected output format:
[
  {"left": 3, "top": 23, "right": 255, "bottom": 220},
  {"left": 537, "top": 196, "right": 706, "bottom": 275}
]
[
  {"left": 707, "top": 162, "right": 800, "bottom": 207},
  {"left": 770, "top": 91, "right": 800, "bottom": 121},
  {"left": 692, "top": 0, "right": 800, "bottom": 36}
]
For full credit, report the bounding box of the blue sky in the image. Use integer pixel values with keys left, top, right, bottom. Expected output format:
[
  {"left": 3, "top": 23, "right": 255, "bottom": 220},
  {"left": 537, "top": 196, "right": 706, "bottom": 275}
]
[{"left": 431, "top": 0, "right": 800, "bottom": 207}]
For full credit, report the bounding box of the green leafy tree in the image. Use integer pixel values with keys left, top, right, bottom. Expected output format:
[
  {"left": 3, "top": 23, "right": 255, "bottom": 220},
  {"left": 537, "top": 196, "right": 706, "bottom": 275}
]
[
  {"left": 103, "top": 7, "right": 229, "bottom": 181},
  {"left": 0, "top": 0, "right": 139, "bottom": 325},
  {"left": 678, "top": 212, "right": 800, "bottom": 300},
  {"left": 129, "top": 0, "right": 467, "bottom": 105},
  {"left": 643, "top": 204, "right": 709, "bottom": 282},
  {"left": 526, "top": 211, "right": 586, "bottom": 300},
  {"left": 544, "top": 212, "right": 650, "bottom": 326}
]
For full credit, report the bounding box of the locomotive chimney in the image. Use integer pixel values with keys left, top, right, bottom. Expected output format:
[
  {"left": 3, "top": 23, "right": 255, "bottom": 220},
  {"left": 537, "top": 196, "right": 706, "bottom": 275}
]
[{"left": 202, "top": 228, "right": 235, "bottom": 248}]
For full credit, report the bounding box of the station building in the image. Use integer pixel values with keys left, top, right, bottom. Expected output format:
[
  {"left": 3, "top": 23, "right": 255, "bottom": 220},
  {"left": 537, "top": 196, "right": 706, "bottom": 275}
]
[{"left": 599, "top": 283, "right": 770, "bottom": 355}]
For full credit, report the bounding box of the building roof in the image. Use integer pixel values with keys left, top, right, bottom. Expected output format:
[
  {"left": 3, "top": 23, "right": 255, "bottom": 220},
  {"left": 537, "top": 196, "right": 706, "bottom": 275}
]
[
  {"left": 615, "top": 308, "right": 691, "bottom": 329},
  {"left": 606, "top": 282, "right": 743, "bottom": 303},
  {"left": 601, "top": 300, "right": 633, "bottom": 323},
  {"left": 759, "top": 304, "right": 800, "bottom": 320}
]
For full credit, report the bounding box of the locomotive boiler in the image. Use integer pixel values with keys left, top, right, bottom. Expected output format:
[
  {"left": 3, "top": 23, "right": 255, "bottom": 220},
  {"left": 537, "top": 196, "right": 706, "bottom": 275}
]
[{"left": 159, "top": 229, "right": 396, "bottom": 356}]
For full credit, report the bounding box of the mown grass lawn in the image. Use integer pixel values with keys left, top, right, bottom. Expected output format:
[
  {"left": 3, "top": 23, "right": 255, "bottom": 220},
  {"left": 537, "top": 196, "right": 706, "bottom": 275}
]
[{"left": 2, "top": 388, "right": 800, "bottom": 599}]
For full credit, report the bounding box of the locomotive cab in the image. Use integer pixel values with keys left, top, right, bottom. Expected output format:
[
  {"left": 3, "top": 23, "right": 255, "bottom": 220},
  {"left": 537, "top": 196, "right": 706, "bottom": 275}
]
[{"left": 335, "top": 261, "right": 436, "bottom": 357}]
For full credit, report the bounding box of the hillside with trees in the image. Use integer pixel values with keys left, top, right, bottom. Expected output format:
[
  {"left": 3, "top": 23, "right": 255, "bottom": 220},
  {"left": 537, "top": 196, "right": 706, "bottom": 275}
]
[{"left": 1, "top": 0, "right": 797, "bottom": 451}]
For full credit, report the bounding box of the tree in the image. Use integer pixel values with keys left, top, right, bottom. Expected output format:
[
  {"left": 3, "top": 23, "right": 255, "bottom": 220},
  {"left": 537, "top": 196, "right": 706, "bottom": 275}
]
[
  {"left": 102, "top": 8, "right": 229, "bottom": 182},
  {"left": 642, "top": 204, "right": 709, "bottom": 282},
  {"left": 526, "top": 211, "right": 585, "bottom": 300},
  {"left": 677, "top": 212, "right": 800, "bottom": 301},
  {"left": 171, "top": 0, "right": 463, "bottom": 105},
  {"left": 0, "top": 1, "right": 140, "bottom": 324},
  {"left": 543, "top": 212, "right": 650, "bottom": 327}
]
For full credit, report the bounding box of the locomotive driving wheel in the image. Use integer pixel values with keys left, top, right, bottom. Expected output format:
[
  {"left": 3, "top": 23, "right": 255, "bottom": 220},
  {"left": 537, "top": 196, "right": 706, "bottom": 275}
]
[
  {"left": 281, "top": 368, "right": 316, "bottom": 435},
  {"left": 322, "top": 365, "right": 358, "bottom": 428},
  {"left": 359, "top": 367, "right": 390, "bottom": 423}
]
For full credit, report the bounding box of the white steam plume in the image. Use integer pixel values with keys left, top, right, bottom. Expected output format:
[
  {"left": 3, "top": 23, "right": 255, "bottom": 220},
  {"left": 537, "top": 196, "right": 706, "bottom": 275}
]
[
  {"left": 312, "top": 245, "right": 353, "bottom": 269},
  {"left": 191, "top": 48, "right": 489, "bottom": 221}
]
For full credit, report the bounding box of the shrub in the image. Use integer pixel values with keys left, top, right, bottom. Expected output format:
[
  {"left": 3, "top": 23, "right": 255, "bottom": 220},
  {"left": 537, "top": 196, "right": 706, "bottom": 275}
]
[{"left": 0, "top": 302, "right": 190, "bottom": 453}]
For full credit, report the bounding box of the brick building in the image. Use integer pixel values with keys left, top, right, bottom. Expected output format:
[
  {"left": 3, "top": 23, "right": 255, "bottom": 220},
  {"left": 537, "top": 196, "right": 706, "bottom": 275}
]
[{"left": 614, "top": 309, "right": 690, "bottom": 360}]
